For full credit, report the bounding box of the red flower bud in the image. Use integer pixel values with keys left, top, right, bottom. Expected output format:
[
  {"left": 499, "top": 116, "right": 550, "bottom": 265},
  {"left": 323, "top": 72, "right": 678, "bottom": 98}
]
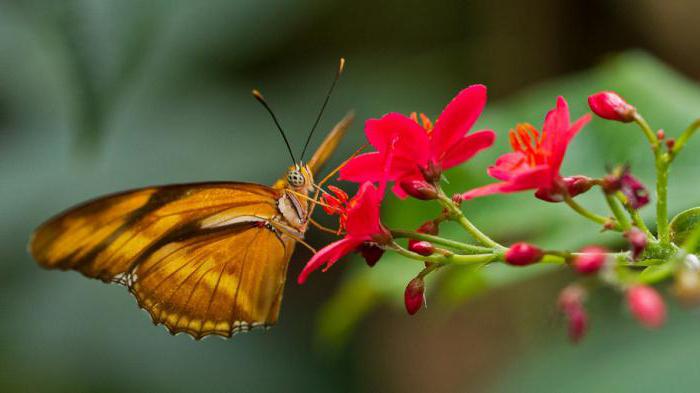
[
  {"left": 557, "top": 285, "right": 588, "bottom": 343},
  {"left": 627, "top": 285, "right": 666, "bottom": 329},
  {"left": 588, "top": 91, "right": 636, "bottom": 123},
  {"left": 666, "top": 138, "right": 676, "bottom": 151},
  {"left": 404, "top": 277, "right": 425, "bottom": 315},
  {"left": 657, "top": 129, "right": 665, "bottom": 140},
  {"left": 399, "top": 180, "right": 438, "bottom": 200},
  {"left": 504, "top": 242, "right": 544, "bottom": 266},
  {"left": 360, "top": 244, "right": 384, "bottom": 267},
  {"left": 566, "top": 307, "right": 588, "bottom": 343},
  {"left": 417, "top": 220, "right": 440, "bottom": 235},
  {"left": 408, "top": 240, "right": 435, "bottom": 256},
  {"left": 573, "top": 246, "right": 608, "bottom": 274},
  {"left": 624, "top": 227, "right": 647, "bottom": 260},
  {"left": 535, "top": 176, "right": 593, "bottom": 203}
]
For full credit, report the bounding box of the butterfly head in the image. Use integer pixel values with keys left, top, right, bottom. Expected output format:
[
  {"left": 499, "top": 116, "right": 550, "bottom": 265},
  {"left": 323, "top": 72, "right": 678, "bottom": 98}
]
[{"left": 286, "top": 164, "right": 314, "bottom": 192}]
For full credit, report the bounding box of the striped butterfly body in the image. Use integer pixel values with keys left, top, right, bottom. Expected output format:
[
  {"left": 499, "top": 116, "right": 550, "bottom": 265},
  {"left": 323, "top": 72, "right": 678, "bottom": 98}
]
[{"left": 29, "top": 113, "right": 352, "bottom": 339}]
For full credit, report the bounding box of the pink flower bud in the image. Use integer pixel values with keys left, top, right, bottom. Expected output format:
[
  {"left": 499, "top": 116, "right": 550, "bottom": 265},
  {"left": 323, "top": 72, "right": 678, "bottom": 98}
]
[
  {"left": 657, "top": 129, "right": 665, "bottom": 140},
  {"left": 408, "top": 240, "right": 435, "bottom": 256},
  {"left": 627, "top": 285, "right": 666, "bottom": 329},
  {"left": 573, "top": 246, "right": 608, "bottom": 274},
  {"left": 624, "top": 227, "right": 647, "bottom": 260},
  {"left": 504, "top": 242, "right": 544, "bottom": 266},
  {"left": 557, "top": 285, "right": 588, "bottom": 343},
  {"left": 566, "top": 307, "right": 588, "bottom": 343},
  {"left": 360, "top": 244, "right": 384, "bottom": 267},
  {"left": 588, "top": 91, "right": 636, "bottom": 123},
  {"left": 620, "top": 173, "right": 649, "bottom": 209},
  {"left": 404, "top": 277, "right": 425, "bottom": 315},
  {"left": 399, "top": 180, "right": 438, "bottom": 200},
  {"left": 603, "top": 166, "right": 649, "bottom": 209}
]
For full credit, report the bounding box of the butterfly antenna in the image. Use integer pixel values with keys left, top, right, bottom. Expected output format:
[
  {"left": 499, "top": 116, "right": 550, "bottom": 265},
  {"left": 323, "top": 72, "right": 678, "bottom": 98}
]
[
  {"left": 300, "top": 57, "right": 345, "bottom": 162},
  {"left": 252, "top": 89, "right": 297, "bottom": 165}
]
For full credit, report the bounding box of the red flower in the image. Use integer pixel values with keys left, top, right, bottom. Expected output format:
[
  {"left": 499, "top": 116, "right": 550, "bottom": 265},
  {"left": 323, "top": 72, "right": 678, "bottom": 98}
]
[
  {"left": 458, "top": 97, "right": 591, "bottom": 201},
  {"left": 339, "top": 85, "right": 496, "bottom": 198},
  {"left": 297, "top": 182, "right": 390, "bottom": 284}
]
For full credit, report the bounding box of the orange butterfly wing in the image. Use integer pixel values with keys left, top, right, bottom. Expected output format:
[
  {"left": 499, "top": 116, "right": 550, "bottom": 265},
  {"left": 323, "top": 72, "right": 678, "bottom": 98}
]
[
  {"left": 29, "top": 113, "right": 353, "bottom": 339},
  {"left": 30, "top": 182, "right": 293, "bottom": 338}
]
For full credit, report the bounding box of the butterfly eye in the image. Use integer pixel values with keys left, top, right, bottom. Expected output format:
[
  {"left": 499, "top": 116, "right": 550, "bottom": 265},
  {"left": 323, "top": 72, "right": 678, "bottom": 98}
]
[{"left": 287, "top": 170, "right": 305, "bottom": 187}]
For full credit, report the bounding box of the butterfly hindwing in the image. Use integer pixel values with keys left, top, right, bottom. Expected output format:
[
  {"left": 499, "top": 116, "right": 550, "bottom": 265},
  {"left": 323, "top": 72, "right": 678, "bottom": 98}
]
[{"left": 130, "top": 221, "right": 295, "bottom": 338}]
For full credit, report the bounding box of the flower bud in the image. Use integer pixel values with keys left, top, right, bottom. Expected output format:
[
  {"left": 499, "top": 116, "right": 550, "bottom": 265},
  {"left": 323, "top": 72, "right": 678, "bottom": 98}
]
[
  {"left": 566, "top": 307, "right": 588, "bottom": 344},
  {"left": 673, "top": 267, "right": 700, "bottom": 306},
  {"left": 557, "top": 285, "right": 588, "bottom": 343},
  {"left": 588, "top": 91, "right": 636, "bottom": 123},
  {"left": 360, "top": 244, "right": 384, "bottom": 267},
  {"left": 417, "top": 220, "right": 439, "bottom": 235},
  {"left": 624, "top": 227, "right": 647, "bottom": 260},
  {"left": 627, "top": 285, "right": 666, "bottom": 329},
  {"left": 535, "top": 176, "right": 593, "bottom": 203},
  {"left": 408, "top": 240, "right": 435, "bottom": 256},
  {"left": 620, "top": 173, "right": 650, "bottom": 209},
  {"left": 404, "top": 277, "right": 425, "bottom": 315},
  {"left": 504, "top": 242, "right": 544, "bottom": 266},
  {"left": 657, "top": 129, "right": 665, "bottom": 140},
  {"left": 573, "top": 246, "right": 608, "bottom": 274},
  {"left": 399, "top": 180, "right": 438, "bottom": 200},
  {"left": 419, "top": 161, "right": 442, "bottom": 184},
  {"left": 603, "top": 166, "right": 649, "bottom": 209},
  {"left": 558, "top": 284, "right": 587, "bottom": 312},
  {"left": 666, "top": 138, "right": 676, "bottom": 151}
]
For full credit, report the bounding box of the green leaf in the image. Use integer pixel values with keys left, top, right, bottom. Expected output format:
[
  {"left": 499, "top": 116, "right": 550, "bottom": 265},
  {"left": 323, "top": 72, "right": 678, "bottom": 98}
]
[{"left": 670, "top": 207, "right": 700, "bottom": 252}]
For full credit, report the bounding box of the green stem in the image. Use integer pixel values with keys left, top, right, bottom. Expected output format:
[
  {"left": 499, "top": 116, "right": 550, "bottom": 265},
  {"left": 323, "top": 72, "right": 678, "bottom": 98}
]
[
  {"left": 671, "top": 118, "right": 700, "bottom": 157},
  {"left": 633, "top": 114, "right": 659, "bottom": 149},
  {"left": 564, "top": 194, "right": 620, "bottom": 230},
  {"left": 390, "top": 229, "right": 491, "bottom": 254},
  {"left": 614, "top": 191, "right": 655, "bottom": 239},
  {"left": 656, "top": 153, "right": 671, "bottom": 243},
  {"left": 437, "top": 192, "right": 504, "bottom": 249},
  {"left": 604, "top": 192, "right": 632, "bottom": 231},
  {"left": 390, "top": 242, "right": 497, "bottom": 266}
]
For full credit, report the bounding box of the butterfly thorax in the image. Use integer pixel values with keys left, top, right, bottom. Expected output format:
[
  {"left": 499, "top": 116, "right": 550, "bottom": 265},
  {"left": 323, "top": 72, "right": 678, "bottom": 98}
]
[{"left": 276, "top": 164, "right": 314, "bottom": 235}]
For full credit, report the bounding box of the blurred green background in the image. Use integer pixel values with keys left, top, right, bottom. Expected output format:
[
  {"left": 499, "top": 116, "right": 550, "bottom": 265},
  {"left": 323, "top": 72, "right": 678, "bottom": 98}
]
[{"left": 3, "top": 1, "right": 700, "bottom": 392}]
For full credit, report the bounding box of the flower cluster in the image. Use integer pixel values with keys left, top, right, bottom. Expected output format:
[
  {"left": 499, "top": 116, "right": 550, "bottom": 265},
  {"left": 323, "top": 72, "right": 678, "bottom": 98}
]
[{"left": 300, "top": 87, "right": 700, "bottom": 343}]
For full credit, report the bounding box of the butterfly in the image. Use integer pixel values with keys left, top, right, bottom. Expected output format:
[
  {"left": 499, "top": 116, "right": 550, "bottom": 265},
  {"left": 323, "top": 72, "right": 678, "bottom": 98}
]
[{"left": 28, "top": 59, "right": 351, "bottom": 339}]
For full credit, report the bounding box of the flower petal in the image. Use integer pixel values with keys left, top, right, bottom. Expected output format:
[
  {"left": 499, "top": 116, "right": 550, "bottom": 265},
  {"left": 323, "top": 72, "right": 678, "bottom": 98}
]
[
  {"left": 365, "top": 113, "right": 430, "bottom": 158},
  {"left": 345, "top": 182, "right": 383, "bottom": 235},
  {"left": 486, "top": 152, "right": 529, "bottom": 181},
  {"left": 297, "top": 237, "right": 362, "bottom": 284},
  {"left": 441, "top": 129, "right": 496, "bottom": 169},
  {"left": 460, "top": 165, "right": 550, "bottom": 200},
  {"left": 431, "top": 85, "right": 487, "bottom": 157},
  {"left": 339, "top": 152, "right": 388, "bottom": 183}
]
